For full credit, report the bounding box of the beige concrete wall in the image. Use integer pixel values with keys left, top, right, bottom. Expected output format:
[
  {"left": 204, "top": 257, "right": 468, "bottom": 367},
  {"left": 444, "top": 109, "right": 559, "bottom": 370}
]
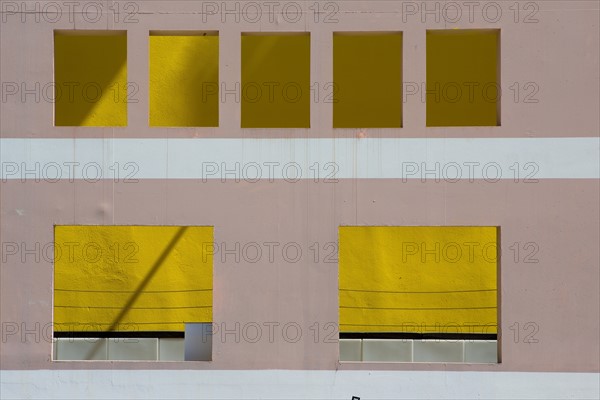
[{"left": 1, "top": 179, "right": 598, "bottom": 371}]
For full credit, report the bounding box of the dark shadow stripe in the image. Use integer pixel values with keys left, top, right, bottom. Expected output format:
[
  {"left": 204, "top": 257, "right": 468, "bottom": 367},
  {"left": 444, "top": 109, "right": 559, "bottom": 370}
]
[
  {"left": 340, "top": 306, "right": 496, "bottom": 310},
  {"left": 55, "top": 288, "right": 212, "bottom": 293},
  {"left": 340, "top": 288, "right": 496, "bottom": 294},
  {"left": 54, "top": 331, "right": 184, "bottom": 339},
  {"left": 55, "top": 305, "right": 211, "bottom": 309},
  {"left": 340, "top": 332, "right": 497, "bottom": 340}
]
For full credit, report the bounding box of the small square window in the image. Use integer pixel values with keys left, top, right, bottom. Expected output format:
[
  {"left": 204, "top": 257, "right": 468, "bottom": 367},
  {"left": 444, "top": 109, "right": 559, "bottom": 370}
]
[
  {"left": 241, "top": 33, "right": 310, "bottom": 128},
  {"left": 149, "top": 31, "right": 219, "bottom": 127},
  {"left": 333, "top": 32, "right": 402, "bottom": 128},
  {"left": 54, "top": 31, "right": 127, "bottom": 127},
  {"left": 426, "top": 29, "right": 500, "bottom": 127}
]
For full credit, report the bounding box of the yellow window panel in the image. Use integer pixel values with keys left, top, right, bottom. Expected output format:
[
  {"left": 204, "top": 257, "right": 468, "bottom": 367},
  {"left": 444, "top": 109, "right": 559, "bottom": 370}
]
[
  {"left": 426, "top": 29, "right": 500, "bottom": 127},
  {"left": 241, "top": 33, "right": 310, "bottom": 128},
  {"left": 339, "top": 226, "right": 498, "bottom": 334},
  {"left": 54, "top": 31, "right": 127, "bottom": 126},
  {"left": 54, "top": 226, "right": 213, "bottom": 332},
  {"left": 149, "top": 32, "right": 219, "bottom": 127},
  {"left": 334, "top": 32, "right": 402, "bottom": 128}
]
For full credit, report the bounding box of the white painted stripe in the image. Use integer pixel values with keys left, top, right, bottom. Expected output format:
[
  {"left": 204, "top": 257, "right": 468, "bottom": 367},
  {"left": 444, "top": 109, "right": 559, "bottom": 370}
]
[
  {"left": 1, "top": 370, "right": 598, "bottom": 399},
  {"left": 1, "top": 138, "right": 598, "bottom": 180}
]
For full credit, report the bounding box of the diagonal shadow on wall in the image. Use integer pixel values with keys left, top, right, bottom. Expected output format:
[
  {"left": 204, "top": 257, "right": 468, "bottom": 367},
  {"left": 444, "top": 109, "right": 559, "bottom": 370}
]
[{"left": 83, "top": 226, "right": 189, "bottom": 359}]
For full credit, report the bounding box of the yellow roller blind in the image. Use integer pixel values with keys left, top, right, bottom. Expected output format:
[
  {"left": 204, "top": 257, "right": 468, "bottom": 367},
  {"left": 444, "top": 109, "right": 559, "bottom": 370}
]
[
  {"left": 339, "top": 226, "right": 497, "bottom": 334},
  {"left": 54, "top": 226, "right": 213, "bottom": 332}
]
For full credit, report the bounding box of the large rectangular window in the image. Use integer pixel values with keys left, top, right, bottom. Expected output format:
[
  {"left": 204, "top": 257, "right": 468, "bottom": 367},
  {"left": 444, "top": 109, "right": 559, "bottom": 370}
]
[
  {"left": 53, "top": 226, "right": 213, "bottom": 361},
  {"left": 54, "top": 31, "right": 127, "bottom": 126},
  {"left": 339, "top": 226, "right": 498, "bottom": 363}
]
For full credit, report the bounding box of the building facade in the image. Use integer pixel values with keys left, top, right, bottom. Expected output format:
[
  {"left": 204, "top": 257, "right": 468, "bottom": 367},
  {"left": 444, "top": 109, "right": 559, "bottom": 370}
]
[{"left": 1, "top": 1, "right": 599, "bottom": 398}]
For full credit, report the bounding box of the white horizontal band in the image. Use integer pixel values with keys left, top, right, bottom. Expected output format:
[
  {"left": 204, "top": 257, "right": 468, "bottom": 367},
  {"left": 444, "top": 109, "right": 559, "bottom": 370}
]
[
  {"left": 1, "top": 138, "right": 598, "bottom": 180},
  {"left": 1, "top": 370, "right": 598, "bottom": 399}
]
